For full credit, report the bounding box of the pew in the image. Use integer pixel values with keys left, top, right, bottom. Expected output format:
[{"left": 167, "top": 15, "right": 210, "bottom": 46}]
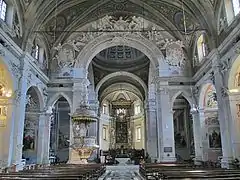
[
  {"left": 139, "top": 163, "right": 240, "bottom": 179},
  {"left": 0, "top": 163, "right": 106, "bottom": 180}
]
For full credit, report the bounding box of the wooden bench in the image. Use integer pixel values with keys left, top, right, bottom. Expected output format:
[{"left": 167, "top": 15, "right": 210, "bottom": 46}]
[
  {"left": 0, "top": 164, "right": 106, "bottom": 180},
  {"left": 139, "top": 163, "right": 240, "bottom": 179}
]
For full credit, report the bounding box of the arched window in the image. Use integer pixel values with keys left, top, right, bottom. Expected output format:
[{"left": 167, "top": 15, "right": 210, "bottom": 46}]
[{"left": 197, "top": 34, "right": 207, "bottom": 62}]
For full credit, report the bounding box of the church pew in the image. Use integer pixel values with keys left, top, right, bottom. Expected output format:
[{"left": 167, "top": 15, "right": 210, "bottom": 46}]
[
  {"left": 139, "top": 163, "right": 240, "bottom": 179},
  {"left": 0, "top": 164, "right": 106, "bottom": 180}
]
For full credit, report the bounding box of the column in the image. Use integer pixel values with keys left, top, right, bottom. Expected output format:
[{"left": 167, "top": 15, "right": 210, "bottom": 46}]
[
  {"left": 157, "top": 82, "right": 176, "bottom": 162},
  {"left": 144, "top": 99, "right": 158, "bottom": 160},
  {"left": 212, "top": 54, "right": 233, "bottom": 168},
  {"left": 36, "top": 112, "right": 52, "bottom": 164},
  {"left": 191, "top": 109, "right": 204, "bottom": 165}
]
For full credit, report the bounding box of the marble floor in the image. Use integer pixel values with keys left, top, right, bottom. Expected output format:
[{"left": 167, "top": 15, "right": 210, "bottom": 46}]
[{"left": 99, "top": 165, "right": 142, "bottom": 180}]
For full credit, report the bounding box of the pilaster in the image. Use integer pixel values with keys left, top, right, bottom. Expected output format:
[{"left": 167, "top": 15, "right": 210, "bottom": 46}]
[
  {"left": 11, "top": 59, "right": 29, "bottom": 170},
  {"left": 144, "top": 98, "right": 158, "bottom": 160},
  {"left": 36, "top": 111, "right": 52, "bottom": 164},
  {"left": 191, "top": 109, "right": 204, "bottom": 165},
  {"left": 212, "top": 52, "right": 233, "bottom": 168},
  {"left": 157, "top": 82, "right": 176, "bottom": 162}
]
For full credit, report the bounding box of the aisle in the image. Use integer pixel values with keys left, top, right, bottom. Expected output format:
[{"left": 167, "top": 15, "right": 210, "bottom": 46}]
[{"left": 99, "top": 165, "right": 142, "bottom": 180}]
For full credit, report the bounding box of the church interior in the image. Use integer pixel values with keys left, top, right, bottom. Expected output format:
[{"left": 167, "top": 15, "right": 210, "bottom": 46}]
[{"left": 1, "top": 0, "right": 240, "bottom": 179}]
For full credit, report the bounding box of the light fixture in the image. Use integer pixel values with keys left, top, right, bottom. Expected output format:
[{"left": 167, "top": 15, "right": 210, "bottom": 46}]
[
  {"left": 229, "top": 88, "right": 239, "bottom": 93},
  {"left": 0, "top": 86, "right": 12, "bottom": 98}
]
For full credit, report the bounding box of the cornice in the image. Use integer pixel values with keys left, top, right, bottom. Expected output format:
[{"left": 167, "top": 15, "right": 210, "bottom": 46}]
[
  {"left": 217, "top": 18, "right": 240, "bottom": 56},
  {"left": 25, "top": 53, "right": 49, "bottom": 84},
  {"left": 0, "top": 28, "right": 23, "bottom": 58},
  {"left": 192, "top": 49, "right": 216, "bottom": 82}
]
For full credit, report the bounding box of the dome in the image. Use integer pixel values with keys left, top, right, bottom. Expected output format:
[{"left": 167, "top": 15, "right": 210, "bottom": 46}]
[
  {"left": 93, "top": 46, "right": 148, "bottom": 71},
  {"left": 96, "top": 46, "right": 145, "bottom": 62}
]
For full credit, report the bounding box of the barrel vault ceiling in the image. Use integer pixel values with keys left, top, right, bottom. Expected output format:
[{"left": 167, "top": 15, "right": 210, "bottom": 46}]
[{"left": 12, "top": 0, "right": 217, "bottom": 50}]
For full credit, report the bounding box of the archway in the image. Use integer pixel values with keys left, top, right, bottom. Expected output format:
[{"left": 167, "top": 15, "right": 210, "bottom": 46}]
[
  {"left": 75, "top": 33, "right": 164, "bottom": 72},
  {"left": 89, "top": 45, "right": 149, "bottom": 164},
  {"left": 22, "top": 87, "right": 42, "bottom": 164},
  {"left": 172, "top": 95, "right": 194, "bottom": 161},
  {"left": 199, "top": 83, "right": 222, "bottom": 161},
  {"left": 49, "top": 96, "right": 70, "bottom": 163}
]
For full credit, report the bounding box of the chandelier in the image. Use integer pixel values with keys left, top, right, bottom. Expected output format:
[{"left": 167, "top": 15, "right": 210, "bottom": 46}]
[{"left": 0, "top": 85, "right": 12, "bottom": 98}]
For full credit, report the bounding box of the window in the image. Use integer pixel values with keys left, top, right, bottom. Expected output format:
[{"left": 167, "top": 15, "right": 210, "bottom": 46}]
[
  {"left": 197, "top": 34, "right": 207, "bottom": 62},
  {"left": 35, "top": 45, "right": 39, "bottom": 59},
  {"left": 103, "top": 127, "right": 107, "bottom": 140},
  {"left": 102, "top": 104, "right": 107, "bottom": 114},
  {"left": 134, "top": 104, "right": 141, "bottom": 115},
  {"left": 0, "top": 0, "right": 6, "bottom": 21},
  {"left": 136, "top": 127, "right": 141, "bottom": 141},
  {"left": 233, "top": 0, "right": 240, "bottom": 16}
]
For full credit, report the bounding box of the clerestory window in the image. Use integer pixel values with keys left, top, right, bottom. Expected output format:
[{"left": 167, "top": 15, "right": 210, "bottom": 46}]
[{"left": 0, "top": 0, "right": 7, "bottom": 21}]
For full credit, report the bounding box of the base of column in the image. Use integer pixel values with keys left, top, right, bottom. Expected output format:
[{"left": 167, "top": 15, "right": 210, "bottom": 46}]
[
  {"left": 194, "top": 156, "right": 203, "bottom": 166},
  {"left": 221, "top": 157, "right": 233, "bottom": 169},
  {"left": 160, "top": 156, "right": 176, "bottom": 163}
]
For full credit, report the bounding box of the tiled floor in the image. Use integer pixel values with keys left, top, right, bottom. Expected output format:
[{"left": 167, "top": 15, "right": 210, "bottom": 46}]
[{"left": 100, "top": 165, "right": 141, "bottom": 180}]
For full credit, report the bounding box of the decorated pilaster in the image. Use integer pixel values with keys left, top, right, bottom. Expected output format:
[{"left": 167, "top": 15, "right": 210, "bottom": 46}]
[
  {"left": 212, "top": 51, "right": 233, "bottom": 168},
  {"left": 157, "top": 81, "right": 176, "bottom": 162},
  {"left": 11, "top": 58, "right": 29, "bottom": 170}
]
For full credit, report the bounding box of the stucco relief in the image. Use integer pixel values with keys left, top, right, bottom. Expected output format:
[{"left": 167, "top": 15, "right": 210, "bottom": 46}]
[
  {"left": 52, "top": 15, "right": 184, "bottom": 74},
  {"left": 165, "top": 43, "right": 186, "bottom": 75}
]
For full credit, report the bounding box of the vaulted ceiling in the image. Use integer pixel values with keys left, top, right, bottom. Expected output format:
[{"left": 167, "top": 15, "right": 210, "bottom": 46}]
[{"left": 13, "top": 0, "right": 218, "bottom": 50}]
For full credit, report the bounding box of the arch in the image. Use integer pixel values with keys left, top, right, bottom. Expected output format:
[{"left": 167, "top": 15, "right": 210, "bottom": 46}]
[
  {"left": 47, "top": 92, "right": 72, "bottom": 110},
  {"left": 75, "top": 33, "right": 166, "bottom": 74},
  {"left": 96, "top": 71, "right": 148, "bottom": 98},
  {"left": 100, "top": 83, "right": 143, "bottom": 103},
  {"left": 112, "top": 91, "right": 131, "bottom": 101},
  {"left": 228, "top": 54, "right": 240, "bottom": 90},
  {"left": 26, "top": 86, "right": 45, "bottom": 111},
  {"left": 171, "top": 90, "right": 193, "bottom": 109},
  {"left": 199, "top": 83, "right": 216, "bottom": 109}
]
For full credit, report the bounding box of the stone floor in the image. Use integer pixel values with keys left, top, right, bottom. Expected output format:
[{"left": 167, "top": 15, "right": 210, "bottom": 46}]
[{"left": 99, "top": 165, "right": 142, "bottom": 180}]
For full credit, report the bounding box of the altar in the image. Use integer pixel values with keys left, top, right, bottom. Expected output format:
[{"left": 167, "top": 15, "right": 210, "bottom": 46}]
[{"left": 115, "top": 154, "right": 131, "bottom": 165}]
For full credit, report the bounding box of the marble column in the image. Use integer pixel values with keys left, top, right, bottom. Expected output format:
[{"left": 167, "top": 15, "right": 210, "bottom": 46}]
[
  {"left": 228, "top": 94, "right": 240, "bottom": 159},
  {"left": 191, "top": 109, "right": 204, "bottom": 165},
  {"left": 37, "top": 112, "right": 52, "bottom": 164},
  {"left": 212, "top": 55, "right": 233, "bottom": 168},
  {"left": 157, "top": 82, "right": 176, "bottom": 162},
  {"left": 144, "top": 99, "right": 158, "bottom": 160}
]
